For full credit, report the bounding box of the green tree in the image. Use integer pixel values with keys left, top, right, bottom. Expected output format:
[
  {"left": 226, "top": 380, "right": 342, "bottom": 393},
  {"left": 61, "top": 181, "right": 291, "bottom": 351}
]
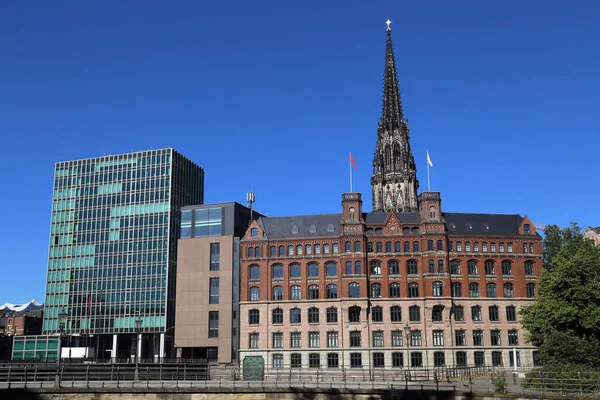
[{"left": 521, "top": 223, "right": 600, "bottom": 368}]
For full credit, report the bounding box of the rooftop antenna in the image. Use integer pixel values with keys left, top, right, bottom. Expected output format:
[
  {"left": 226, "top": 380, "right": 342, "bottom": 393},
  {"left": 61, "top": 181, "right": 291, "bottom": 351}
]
[{"left": 246, "top": 191, "right": 255, "bottom": 225}]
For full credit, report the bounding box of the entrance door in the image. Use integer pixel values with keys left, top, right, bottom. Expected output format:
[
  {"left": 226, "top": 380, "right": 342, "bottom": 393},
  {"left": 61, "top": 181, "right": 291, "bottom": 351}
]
[{"left": 242, "top": 356, "right": 264, "bottom": 381}]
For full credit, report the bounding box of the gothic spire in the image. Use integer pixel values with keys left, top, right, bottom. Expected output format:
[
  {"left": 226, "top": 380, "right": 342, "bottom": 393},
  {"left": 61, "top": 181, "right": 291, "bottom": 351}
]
[{"left": 380, "top": 23, "right": 404, "bottom": 133}]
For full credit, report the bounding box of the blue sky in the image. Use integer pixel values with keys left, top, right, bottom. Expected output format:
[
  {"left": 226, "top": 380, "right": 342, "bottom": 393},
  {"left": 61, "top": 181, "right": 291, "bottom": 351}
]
[{"left": 1, "top": 0, "right": 599, "bottom": 303}]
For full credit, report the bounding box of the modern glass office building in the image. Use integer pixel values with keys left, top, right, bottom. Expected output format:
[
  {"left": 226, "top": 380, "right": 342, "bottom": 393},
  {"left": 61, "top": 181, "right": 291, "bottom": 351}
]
[{"left": 42, "top": 148, "right": 204, "bottom": 360}]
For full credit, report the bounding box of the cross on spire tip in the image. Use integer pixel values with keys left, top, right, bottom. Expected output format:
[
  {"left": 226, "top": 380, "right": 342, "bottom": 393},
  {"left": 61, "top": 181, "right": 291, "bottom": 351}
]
[{"left": 385, "top": 19, "right": 392, "bottom": 32}]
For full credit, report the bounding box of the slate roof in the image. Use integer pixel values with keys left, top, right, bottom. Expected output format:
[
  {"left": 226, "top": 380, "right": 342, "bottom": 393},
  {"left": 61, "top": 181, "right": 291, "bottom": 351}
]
[
  {"left": 443, "top": 213, "right": 527, "bottom": 236},
  {"left": 258, "top": 214, "right": 342, "bottom": 239},
  {"left": 591, "top": 227, "right": 600, "bottom": 234}
]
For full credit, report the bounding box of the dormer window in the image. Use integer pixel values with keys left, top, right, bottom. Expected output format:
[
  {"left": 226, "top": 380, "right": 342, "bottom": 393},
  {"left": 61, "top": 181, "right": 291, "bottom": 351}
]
[
  {"left": 250, "top": 228, "right": 258, "bottom": 237},
  {"left": 292, "top": 226, "right": 299, "bottom": 234},
  {"left": 484, "top": 223, "right": 490, "bottom": 231},
  {"left": 310, "top": 225, "right": 316, "bottom": 233},
  {"left": 467, "top": 223, "right": 473, "bottom": 230},
  {"left": 449, "top": 223, "right": 456, "bottom": 230},
  {"left": 328, "top": 224, "right": 334, "bottom": 232},
  {"left": 524, "top": 224, "right": 531, "bottom": 234}
]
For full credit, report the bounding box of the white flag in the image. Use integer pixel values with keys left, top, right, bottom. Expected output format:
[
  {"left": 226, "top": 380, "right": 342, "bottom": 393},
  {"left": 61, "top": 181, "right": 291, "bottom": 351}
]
[{"left": 427, "top": 150, "right": 433, "bottom": 167}]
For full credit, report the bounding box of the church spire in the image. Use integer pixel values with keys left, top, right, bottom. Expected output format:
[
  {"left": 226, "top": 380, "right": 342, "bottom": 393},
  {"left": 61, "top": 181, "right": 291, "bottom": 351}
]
[{"left": 371, "top": 20, "right": 419, "bottom": 213}]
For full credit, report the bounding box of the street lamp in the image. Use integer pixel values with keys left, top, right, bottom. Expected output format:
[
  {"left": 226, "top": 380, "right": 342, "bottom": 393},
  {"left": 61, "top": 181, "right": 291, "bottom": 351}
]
[
  {"left": 54, "top": 309, "right": 68, "bottom": 388},
  {"left": 134, "top": 317, "right": 142, "bottom": 381},
  {"left": 404, "top": 323, "right": 411, "bottom": 381}
]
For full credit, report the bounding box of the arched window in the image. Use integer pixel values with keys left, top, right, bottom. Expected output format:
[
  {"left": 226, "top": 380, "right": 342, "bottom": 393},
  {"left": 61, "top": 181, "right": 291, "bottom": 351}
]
[
  {"left": 248, "top": 247, "right": 254, "bottom": 257},
  {"left": 290, "top": 307, "right": 301, "bottom": 324},
  {"left": 437, "top": 240, "right": 443, "bottom": 251},
  {"left": 530, "top": 243, "right": 534, "bottom": 253},
  {"left": 390, "top": 305, "right": 402, "bottom": 322},
  {"left": 326, "top": 262, "right": 337, "bottom": 277},
  {"left": 413, "top": 241, "right": 420, "bottom": 252},
  {"left": 308, "top": 262, "right": 319, "bottom": 277},
  {"left": 465, "top": 242, "right": 471, "bottom": 252},
  {"left": 272, "top": 307, "right": 283, "bottom": 324},
  {"left": 504, "top": 283, "right": 514, "bottom": 298},
  {"left": 345, "top": 261, "right": 352, "bottom": 275},
  {"left": 468, "top": 260, "right": 478, "bottom": 275},
  {"left": 433, "top": 281, "right": 443, "bottom": 297},
  {"left": 249, "top": 286, "right": 260, "bottom": 301},
  {"left": 384, "top": 145, "right": 391, "bottom": 170},
  {"left": 524, "top": 223, "right": 531, "bottom": 234},
  {"left": 326, "top": 284, "right": 338, "bottom": 299},
  {"left": 408, "top": 283, "right": 419, "bottom": 297},
  {"left": 349, "top": 207, "right": 355, "bottom": 220},
  {"left": 526, "top": 283, "right": 536, "bottom": 298},
  {"left": 345, "top": 241, "right": 352, "bottom": 252},
  {"left": 438, "top": 259, "right": 444, "bottom": 273},
  {"left": 292, "top": 226, "right": 298, "bottom": 234},
  {"left": 355, "top": 261, "right": 362, "bottom": 274},
  {"left": 450, "top": 260, "right": 460, "bottom": 274},
  {"left": 349, "top": 282, "right": 360, "bottom": 298},
  {"left": 327, "top": 224, "right": 334, "bottom": 232},
  {"left": 429, "top": 206, "right": 436, "bottom": 219},
  {"left": 272, "top": 286, "right": 283, "bottom": 300},
  {"left": 428, "top": 260, "right": 435, "bottom": 273},
  {"left": 288, "top": 245, "right": 294, "bottom": 255},
  {"left": 354, "top": 241, "right": 361, "bottom": 252},
  {"left": 305, "top": 244, "right": 312, "bottom": 255},
  {"left": 524, "top": 261, "right": 534, "bottom": 276},
  {"left": 404, "top": 241, "right": 410, "bottom": 252},
  {"left": 270, "top": 246, "right": 276, "bottom": 256},
  {"left": 473, "top": 242, "right": 479, "bottom": 252},
  {"left": 486, "top": 283, "right": 497, "bottom": 298},
  {"left": 407, "top": 260, "right": 418, "bottom": 275},
  {"left": 310, "top": 225, "right": 316, "bottom": 233},
  {"left": 389, "top": 282, "right": 400, "bottom": 298},
  {"left": 272, "top": 264, "right": 283, "bottom": 279},
  {"left": 296, "top": 245, "right": 302, "bottom": 255},
  {"left": 370, "top": 260, "right": 382, "bottom": 275},
  {"left": 289, "top": 263, "right": 301, "bottom": 278},
  {"left": 389, "top": 260, "right": 400, "bottom": 275},
  {"left": 255, "top": 247, "right": 261, "bottom": 257},
  {"left": 371, "top": 283, "right": 382, "bottom": 298},
  {"left": 502, "top": 260, "right": 513, "bottom": 275},
  {"left": 290, "top": 285, "right": 301, "bottom": 300},
  {"left": 314, "top": 244, "right": 321, "bottom": 254},
  {"left": 409, "top": 305, "right": 420, "bottom": 322},
  {"left": 428, "top": 240, "right": 434, "bottom": 250},
  {"left": 308, "top": 284, "right": 319, "bottom": 299},
  {"left": 523, "top": 243, "right": 528, "bottom": 253},
  {"left": 452, "top": 282, "right": 462, "bottom": 297},
  {"left": 469, "top": 283, "right": 480, "bottom": 298},
  {"left": 250, "top": 228, "right": 258, "bottom": 237},
  {"left": 485, "top": 260, "right": 495, "bottom": 275},
  {"left": 308, "top": 307, "right": 319, "bottom": 323},
  {"left": 249, "top": 265, "right": 260, "bottom": 280},
  {"left": 482, "top": 242, "right": 488, "bottom": 252}
]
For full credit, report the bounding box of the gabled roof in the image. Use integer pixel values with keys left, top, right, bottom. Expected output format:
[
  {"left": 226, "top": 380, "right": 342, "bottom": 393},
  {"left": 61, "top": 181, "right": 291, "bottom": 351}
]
[
  {"left": 257, "top": 214, "right": 342, "bottom": 239},
  {"left": 443, "top": 212, "right": 526, "bottom": 236}
]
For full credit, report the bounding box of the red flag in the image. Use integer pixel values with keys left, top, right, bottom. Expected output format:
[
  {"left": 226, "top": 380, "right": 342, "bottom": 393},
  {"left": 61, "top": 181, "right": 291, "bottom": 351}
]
[{"left": 350, "top": 152, "right": 357, "bottom": 169}]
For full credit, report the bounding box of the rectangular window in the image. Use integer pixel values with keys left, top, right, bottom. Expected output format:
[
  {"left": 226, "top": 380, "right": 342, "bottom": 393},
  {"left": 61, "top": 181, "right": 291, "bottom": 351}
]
[
  {"left": 473, "top": 330, "right": 483, "bottom": 346},
  {"left": 491, "top": 243, "right": 496, "bottom": 252},
  {"left": 291, "top": 353, "right": 302, "bottom": 368},
  {"left": 249, "top": 333, "right": 259, "bottom": 349},
  {"left": 391, "top": 330, "right": 403, "bottom": 347},
  {"left": 410, "top": 352, "right": 423, "bottom": 367},
  {"left": 210, "top": 243, "right": 220, "bottom": 270},
  {"left": 373, "top": 352, "right": 385, "bottom": 368},
  {"left": 372, "top": 331, "right": 384, "bottom": 347},
  {"left": 272, "top": 354, "right": 283, "bottom": 369},
  {"left": 491, "top": 330, "right": 501, "bottom": 346},
  {"left": 455, "top": 330, "right": 466, "bottom": 346},
  {"left": 474, "top": 351, "right": 485, "bottom": 366},
  {"left": 350, "top": 331, "right": 361, "bottom": 347},
  {"left": 208, "top": 311, "right": 219, "bottom": 338},
  {"left": 350, "top": 353, "right": 362, "bottom": 368},
  {"left": 508, "top": 330, "right": 519, "bottom": 345},
  {"left": 327, "top": 331, "right": 339, "bottom": 348},
  {"left": 327, "top": 307, "right": 338, "bottom": 323},
  {"left": 209, "top": 278, "right": 219, "bottom": 304},
  {"left": 392, "top": 352, "right": 404, "bottom": 367},
  {"left": 327, "top": 353, "right": 339, "bottom": 368},
  {"left": 272, "top": 332, "right": 283, "bottom": 348},
  {"left": 309, "top": 353, "right": 320, "bottom": 368},
  {"left": 309, "top": 332, "right": 320, "bottom": 348},
  {"left": 434, "top": 351, "right": 445, "bottom": 366},
  {"left": 492, "top": 351, "right": 503, "bottom": 366},
  {"left": 432, "top": 330, "right": 444, "bottom": 346},
  {"left": 410, "top": 330, "right": 422, "bottom": 347},
  {"left": 453, "top": 306, "right": 464, "bottom": 321},
  {"left": 291, "top": 332, "right": 301, "bottom": 348},
  {"left": 509, "top": 351, "right": 521, "bottom": 367}
]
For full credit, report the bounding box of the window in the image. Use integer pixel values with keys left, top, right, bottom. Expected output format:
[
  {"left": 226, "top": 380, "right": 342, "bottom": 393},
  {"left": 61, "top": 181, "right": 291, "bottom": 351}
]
[
  {"left": 327, "top": 332, "right": 338, "bottom": 348},
  {"left": 349, "top": 282, "right": 360, "bottom": 298},
  {"left": 386, "top": 241, "right": 392, "bottom": 252},
  {"left": 453, "top": 305, "right": 464, "bottom": 321},
  {"left": 249, "top": 286, "right": 260, "bottom": 301},
  {"left": 448, "top": 241, "right": 453, "bottom": 252},
  {"left": 413, "top": 241, "right": 420, "bottom": 252},
  {"left": 327, "top": 284, "right": 338, "bottom": 299},
  {"left": 392, "top": 352, "right": 404, "bottom": 367},
  {"left": 492, "top": 351, "right": 503, "bottom": 366},
  {"left": 309, "top": 332, "right": 320, "bottom": 348},
  {"left": 249, "top": 265, "right": 260, "bottom": 280},
  {"left": 437, "top": 240, "right": 443, "bottom": 251},
  {"left": 326, "top": 262, "right": 337, "bottom": 277},
  {"left": 255, "top": 247, "right": 261, "bottom": 257},
  {"left": 250, "top": 228, "right": 258, "bottom": 237},
  {"left": 525, "top": 261, "right": 534, "bottom": 276},
  {"left": 452, "top": 282, "right": 462, "bottom": 297},
  {"left": 327, "top": 353, "right": 339, "bottom": 368},
  {"left": 471, "top": 305, "right": 482, "bottom": 321},
  {"left": 450, "top": 260, "right": 460, "bottom": 274},
  {"left": 373, "top": 352, "right": 385, "bottom": 368},
  {"left": 249, "top": 333, "right": 259, "bottom": 349},
  {"left": 456, "top": 242, "right": 462, "bottom": 252},
  {"left": 371, "top": 283, "right": 382, "bottom": 298},
  {"left": 208, "top": 311, "right": 219, "bottom": 338},
  {"left": 508, "top": 243, "right": 513, "bottom": 253},
  {"left": 348, "top": 306, "right": 361, "bottom": 323},
  {"left": 456, "top": 351, "right": 467, "bottom": 366},
  {"left": 345, "top": 241, "right": 351, "bottom": 252},
  {"left": 350, "top": 353, "right": 362, "bottom": 368},
  {"left": 367, "top": 242, "right": 374, "bottom": 252},
  {"left": 249, "top": 309, "right": 260, "bottom": 325},
  {"left": 465, "top": 242, "right": 471, "bottom": 252},
  {"left": 487, "top": 283, "right": 497, "bottom": 298},
  {"left": 428, "top": 240, "right": 434, "bottom": 251},
  {"left": 504, "top": 283, "right": 514, "bottom": 298},
  {"left": 491, "top": 243, "right": 496, "bottom": 252},
  {"left": 370, "top": 260, "right": 382, "bottom": 275},
  {"left": 292, "top": 226, "right": 298, "bottom": 235},
  {"left": 482, "top": 242, "right": 488, "bottom": 252},
  {"left": 350, "top": 331, "right": 361, "bottom": 347},
  {"left": 373, "top": 331, "right": 384, "bottom": 347},
  {"left": 333, "top": 243, "right": 339, "bottom": 253},
  {"left": 328, "top": 224, "right": 334, "bottom": 232},
  {"left": 210, "top": 243, "right": 220, "bottom": 270},
  {"left": 288, "top": 245, "right": 294, "bottom": 255},
  {"left": 474, "top": 351, "right": 485, "bottom": 366},
  {"left": 390, "top": 306, "right": 402, "bottom": 322},
  {"left": 323, "top": 244, "right": 330, "bottom": 254},
  {"left": 372, "top": 306, "right": 383, "bottom": 322},
  {"left": 455, "top": 330, "right": 466, "bottom": 346},
  {"left": 474, "top": 242, "right": 479, "bottom": 252},
  {"left": 290, "top": 285, "right": 301, "bottom": 300},
  {"left": 272, "top": 332, "right": 283, "bottom": 348},
  {"left": 290, "top": 308, "right": 301, "bottom": 324},
  {"left": 502, "top": 261, "right": 512, "bottom": 275},
  {"left": 345, "top": 261, "right": 352, "bottom": 275},
  {"left": 291, "top": 353, "right": 302, "bottom": 368},
  {"left": 433, "top": 330, "right": 444, "bottom": 346},
  {"left": 469, "top": 283, "right": 480, "bottom": 298},
  {"left": 432, "top": 305, "right": 444, "bottom": 321},
  {"left": 209, "top": 278, "right": 219, "bottom": 304},
  {"left": 315, "top": 244, "right": 321, "bottom": 254},
  {"left": 354, "top": 261, "right": 362, "bottom": 274},
  {"left": 434, "top": 352, "right": 445, "bottom": 366},
  {"left": 376, "top": 242, "right": 382, "bottom": 252},
  {"left": 308, "top": 284, "right": 319, "bottom": 299},
  {"left": 508, "top": 330, "right": 519, "bottom": 345},
  {"left": 509, "top": 351, "right": 521, "bottom": 367},
  {"left": 524, "top": 223, "right": 531, "bottom": 234},
  {"left": 389, "top": 283, "right": 400, "bottom": 298},
  {"left": 272, "top": 285, "right": 283, "bottom": 300},
  {"left": 404, "top": 241, "right": 410, "bottom": 252},
  {"left": 433, "top": 281, "right": 443, "bottom": 297},
  {"left": 310, "top": 225, "right": 316, "bottom": 233},
  {"left": 327, "top": 307, "right": 338, "bottom": 323},
  {"left": 289, "top": 264, "right": 301, "bottom": 279},
  {"left": 272, "top": 308, "right": 283, "bottom": 324},
  {"left": 489, "top": 305, "right": 499, "bottom": 321},
  {"left": 491, "top": 330, "right": 501, "bottom": 346},
  {"left": 408, "top": 283, "right": 419, "bottom": 297},
  {"left": 308, "top": 307, "right": 319, "bottom": 323},
  {"left": 411, "top": 352, "right": 423, "bottom": 367},
  {"left": 272, "top": 264, "right": 283, "bottom": 279},
  {"left": 309, "top": 353, "right": 320, "bottom": 368},
  {"left": 308, "top": 262, "right": 319, "bottom": 277},
  {"left": 409, "top": 305, "right": 420, "bottom": 322},
  {"left": 499, "top": 243, "right": 505, "bottom": 253},
  {"left": 428, "top": 260, "right": 435, "bottom": 273},
  {"left": 395, "top": 241, "right": 401, "bottom": 252},
  {"left": 468, "top": 260, "right": 478, "bottom": 275},
  {"left": 473, "top": 330, "right": 483, "bottom": 346},
  {"left": 410, "top": 330, "right": 422, "bottom": 346},
  {"left": 523, "top": 243, "right": 528, "bottom": 253},
  {"left": 407, "top": 260, "right": 418, "bottom": 275},
  {"left": 392, "top": 330, "right": 403, "bottom": 346},
  {"left": 291, "top": 332, "right": 301, "bottom": 348},
  {"left": 506, "top": 306, "right": 517, "bottom": 321},
  {"left": 438, "top": 260, "right": 444, "bottom": 273},
  {"left": 270, "top": 246, "right": 276, "bottom": 256},
  {"left": 354, "top": 241, "right": 361, "bottom": 252},
  {"left": 485, "top": 260, "right": 495, "bottom": 275},
  {"left": 530, "top": 243, "right": 534, "bottom": 253},
  {"left": 526, "top": 283, "right": 536, "bottom": 298}
]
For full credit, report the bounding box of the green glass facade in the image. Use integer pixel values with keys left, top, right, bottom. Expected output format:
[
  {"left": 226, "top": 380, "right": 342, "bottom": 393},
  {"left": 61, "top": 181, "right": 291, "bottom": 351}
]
[
  {"left": 12, "top": 336, "right": 59, "bottom": 361},
  {"left": 43, "top": 149, "right": 204, "bottom": 340}
]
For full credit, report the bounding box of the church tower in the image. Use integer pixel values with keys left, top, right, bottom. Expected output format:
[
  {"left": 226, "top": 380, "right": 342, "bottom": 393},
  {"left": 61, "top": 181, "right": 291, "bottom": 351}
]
[{"left": 371, "top": 21, "right": 419, "bottom": 212}]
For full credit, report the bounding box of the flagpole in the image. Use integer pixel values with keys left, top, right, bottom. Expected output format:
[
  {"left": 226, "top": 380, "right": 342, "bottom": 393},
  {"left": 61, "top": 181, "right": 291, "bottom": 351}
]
[
  {"left": 349, "top": 151, "right": 353, "bottom": 192},
  {"left": 427, "top": 151, "right": 431, "bottom": 192}
]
